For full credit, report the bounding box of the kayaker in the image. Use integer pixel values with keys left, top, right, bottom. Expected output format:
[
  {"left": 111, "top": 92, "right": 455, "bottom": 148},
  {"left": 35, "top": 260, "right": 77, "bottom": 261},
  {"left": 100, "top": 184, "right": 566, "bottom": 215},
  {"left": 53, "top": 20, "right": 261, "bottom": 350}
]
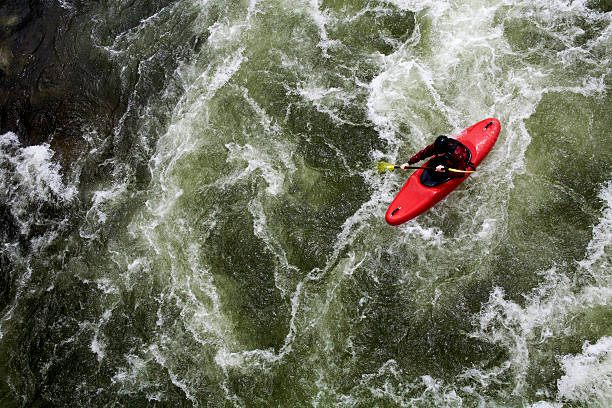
[{"left": 399, "top": 135, "right": 474, "bottom": 179}]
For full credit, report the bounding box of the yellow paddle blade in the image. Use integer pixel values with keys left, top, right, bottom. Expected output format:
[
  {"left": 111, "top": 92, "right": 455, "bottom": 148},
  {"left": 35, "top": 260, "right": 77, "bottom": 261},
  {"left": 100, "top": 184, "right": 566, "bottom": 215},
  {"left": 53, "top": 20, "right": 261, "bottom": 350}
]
[
  {"left": 377, "top": 162, "right": 396, "bottom": 173},
  {"left": 448, "top": 168, "right": 477, "bottom": 173}
]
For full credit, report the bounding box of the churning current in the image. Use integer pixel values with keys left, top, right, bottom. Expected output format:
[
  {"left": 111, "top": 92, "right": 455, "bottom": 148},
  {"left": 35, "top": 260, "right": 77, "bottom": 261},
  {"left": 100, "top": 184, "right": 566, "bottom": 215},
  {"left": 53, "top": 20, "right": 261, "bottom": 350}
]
[{"left": 1, "top": 0, "right": 611, "bottom": 406}]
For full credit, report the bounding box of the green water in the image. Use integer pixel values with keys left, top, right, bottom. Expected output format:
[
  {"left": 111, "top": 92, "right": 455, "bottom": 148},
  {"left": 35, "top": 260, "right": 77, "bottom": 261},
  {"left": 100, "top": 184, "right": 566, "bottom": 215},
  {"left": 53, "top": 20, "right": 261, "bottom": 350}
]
[{"left": 1, "top": 0, "right": 611, "bottom": 406}]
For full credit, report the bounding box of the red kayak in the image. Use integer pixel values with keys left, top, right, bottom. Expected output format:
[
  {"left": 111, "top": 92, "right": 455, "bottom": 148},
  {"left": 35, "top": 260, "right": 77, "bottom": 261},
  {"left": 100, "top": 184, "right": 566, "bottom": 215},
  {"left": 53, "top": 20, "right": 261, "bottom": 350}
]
[{"left": 385, "top": 118, "right": 501, "bottom": 226}]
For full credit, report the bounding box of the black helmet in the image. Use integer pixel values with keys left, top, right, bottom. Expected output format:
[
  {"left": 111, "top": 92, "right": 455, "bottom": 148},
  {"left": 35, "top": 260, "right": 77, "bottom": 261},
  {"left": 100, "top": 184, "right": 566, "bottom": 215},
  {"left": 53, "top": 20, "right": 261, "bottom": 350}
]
[{"left": 434, "top": 135, "right": 449, "bottom": 153}]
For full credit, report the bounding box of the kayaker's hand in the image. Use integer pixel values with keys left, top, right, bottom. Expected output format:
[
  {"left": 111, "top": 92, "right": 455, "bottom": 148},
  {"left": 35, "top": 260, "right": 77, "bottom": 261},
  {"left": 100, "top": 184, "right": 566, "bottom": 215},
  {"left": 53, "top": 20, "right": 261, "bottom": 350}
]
[
  {"left": 400, "top": 163, "right": 410, "bottom": 171},
  {"left": 435, "top": 165, "right": 446, "bottom": 172}
]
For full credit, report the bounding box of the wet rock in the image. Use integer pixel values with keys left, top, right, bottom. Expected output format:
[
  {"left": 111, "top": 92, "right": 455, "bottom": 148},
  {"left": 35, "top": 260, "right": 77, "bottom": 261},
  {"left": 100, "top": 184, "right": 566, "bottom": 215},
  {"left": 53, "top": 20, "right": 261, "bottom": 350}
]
[
  {"left": 0, "top": 1, "right": 197, "bottom": 168},
  {"left": 0, "top": 1, "right": 123, "bottom": 167},
  {"left": 0, "top": 2, "right": 33, "bottom": 40}
]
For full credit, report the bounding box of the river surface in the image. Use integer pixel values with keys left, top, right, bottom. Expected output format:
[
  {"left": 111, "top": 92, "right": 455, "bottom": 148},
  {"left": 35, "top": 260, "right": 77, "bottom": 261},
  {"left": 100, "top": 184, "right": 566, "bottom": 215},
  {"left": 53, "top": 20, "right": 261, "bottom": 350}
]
[{"left": 1, "top": 0, "right": 611, "bottom": 407}]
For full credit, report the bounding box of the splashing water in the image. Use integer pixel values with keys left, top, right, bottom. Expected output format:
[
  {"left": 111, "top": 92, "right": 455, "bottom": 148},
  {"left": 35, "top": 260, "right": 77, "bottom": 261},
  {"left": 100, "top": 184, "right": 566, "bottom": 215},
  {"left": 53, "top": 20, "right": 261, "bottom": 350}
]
[{"left": 1, "top": 0, "right": 611, "bottom": 406}]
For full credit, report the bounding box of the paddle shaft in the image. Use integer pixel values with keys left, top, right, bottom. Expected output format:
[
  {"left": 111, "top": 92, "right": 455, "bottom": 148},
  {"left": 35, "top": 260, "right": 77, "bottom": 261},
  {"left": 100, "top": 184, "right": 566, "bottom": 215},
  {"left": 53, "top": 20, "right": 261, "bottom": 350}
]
[
  {"left": 396, "top": 165, "right": 476, "bottom": 173},
  {"left": 395, "top": 165, "right": 429, "bottom": 170}
]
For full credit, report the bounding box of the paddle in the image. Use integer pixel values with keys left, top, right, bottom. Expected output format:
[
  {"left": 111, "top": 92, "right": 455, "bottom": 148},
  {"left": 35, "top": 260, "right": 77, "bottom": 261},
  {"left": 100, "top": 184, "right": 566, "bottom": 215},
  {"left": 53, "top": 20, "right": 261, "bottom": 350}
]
[{"left": 376, "top": 161, "right": 476, "bottom": 174}]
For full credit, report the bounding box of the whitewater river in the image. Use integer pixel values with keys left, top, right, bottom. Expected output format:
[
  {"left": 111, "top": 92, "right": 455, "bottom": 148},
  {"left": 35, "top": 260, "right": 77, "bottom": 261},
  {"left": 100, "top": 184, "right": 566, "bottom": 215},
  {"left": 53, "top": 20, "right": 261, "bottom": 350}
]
[{"left": 1, "top": 0, "right": 611, "bottom": 406}]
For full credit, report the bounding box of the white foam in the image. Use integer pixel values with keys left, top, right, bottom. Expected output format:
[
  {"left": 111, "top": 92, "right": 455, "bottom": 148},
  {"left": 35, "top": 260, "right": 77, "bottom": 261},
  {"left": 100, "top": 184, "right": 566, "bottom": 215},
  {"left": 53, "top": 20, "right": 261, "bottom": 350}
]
[
  {"left": 150, "top": 344, "right": 197, "bottom": 404},
  {"left": 211, "top": 48, "right": 247, "bottom": 97},
  {"left": 236, "top": 85, "right": 283, "bottom": 135},
  {"left": 0, "top": 132, "right": 76, "bottom": 237},
  {"left": 306, "top": 0, "right": 341, "bottom": 57},
  {"left": 47, "top": 0, "right": 612, "bottom": 405},
  {"left": 527, "top": 402, "right": 563, "bottom": 408},
  {"left": 90, "top": 335, "right": 106, "bottom": 362},
  {"left": 578, "top": 180, "right": 612, "bottom": 279},
  {"left": 471, "top": 238, "right": 612, "bottom": 397},
  {"left": 557, "top": 336, "right": 612, "bottom": 405},
  {"left": 0, "top": 133, "right": 76, "bottom": 203},
  {"left": 87, "top": 308, "right": 114, "bottom": 363},
  {"left": 110, "top": 353, "right": 147, "bottom": 388},
  {"left": 89, "top": 183, "right": 127, "bottom": 224},
  {"left": 224, "top": 142, "right": 286, "bottom": 196},
  {"left": 297, "top": 83, "right": 359, "bottom": 126},
  {"left": 547, "top": 181, "right": 612, "bottom": 406},
  {"left": 206, "top": 0, "right": 259, "bottom": 50},
  {"left": 383, "top": 0, "right": 450, "bottom": 16},
  {"left": 57, "top": 0, "right": 74, "bottom": 10},
  {"left": 477, "top": 218, "right": 498, "bottom": 241},
  {"left": 0, "top": 265, "right": 33, "bottom": 341}
]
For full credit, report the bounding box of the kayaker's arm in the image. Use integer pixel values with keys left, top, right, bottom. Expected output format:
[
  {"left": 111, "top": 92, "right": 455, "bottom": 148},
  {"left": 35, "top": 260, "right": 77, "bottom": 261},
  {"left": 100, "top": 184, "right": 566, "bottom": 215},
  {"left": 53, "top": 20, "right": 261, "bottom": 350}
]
[
  {"left": 400, "top": 142, "right": 437, "bottom": 171},
  {"left": 408, "top": 143, "right": 436, "bottom": 164}
]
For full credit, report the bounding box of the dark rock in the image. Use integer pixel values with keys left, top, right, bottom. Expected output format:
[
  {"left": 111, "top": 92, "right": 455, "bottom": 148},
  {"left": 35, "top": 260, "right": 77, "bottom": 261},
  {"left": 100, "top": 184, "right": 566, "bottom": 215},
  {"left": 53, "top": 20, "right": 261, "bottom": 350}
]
[
  {"left": 0, "top": 1, "right": 119, "bottom": 165},
  {"left": 0, "top": 2, "right": 33, "bottom": 40}
]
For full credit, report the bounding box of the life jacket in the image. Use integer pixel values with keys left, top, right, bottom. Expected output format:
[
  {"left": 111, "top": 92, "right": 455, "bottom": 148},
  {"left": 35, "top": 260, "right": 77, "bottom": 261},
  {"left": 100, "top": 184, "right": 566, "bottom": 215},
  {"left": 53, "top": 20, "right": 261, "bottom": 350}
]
[
  {"left": 443, "top": 139, "right": 475, "bottom": 170},
  {"left": 420, "top": 140, "right": 475, "bottom": 187}
]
